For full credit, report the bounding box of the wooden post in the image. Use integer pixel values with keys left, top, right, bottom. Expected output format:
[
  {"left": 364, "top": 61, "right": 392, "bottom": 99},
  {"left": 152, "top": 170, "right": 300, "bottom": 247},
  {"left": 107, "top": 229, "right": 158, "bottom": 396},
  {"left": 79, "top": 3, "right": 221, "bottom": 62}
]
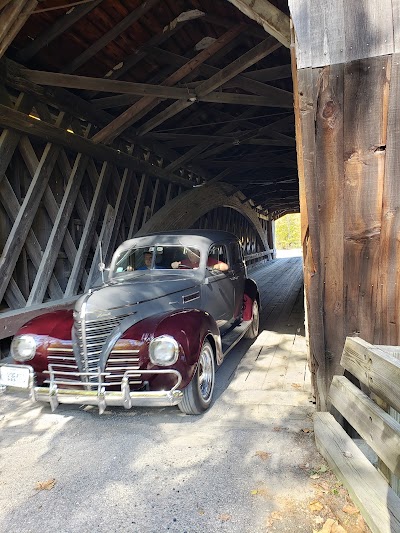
[{"left": 290, "top": 0, "right": 400, "bottom": 408}]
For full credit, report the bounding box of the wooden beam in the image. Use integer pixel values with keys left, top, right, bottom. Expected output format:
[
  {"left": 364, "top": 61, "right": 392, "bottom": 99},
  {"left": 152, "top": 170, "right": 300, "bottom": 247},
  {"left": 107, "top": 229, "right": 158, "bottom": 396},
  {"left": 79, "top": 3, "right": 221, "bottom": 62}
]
[
  {"left": 146, "top": 45, "right": 292, "bottom": 104},
  {"left": 0, "top": 177, "right": 63, "bottom": 302},
  {"left": 92, "top": 24, "right": 247, "bottom": 143},
  {"left": 243, "top": 64, "right": 292, "bottom": 82},
  {"left": 24, "top": 69, "right": 199, "bottom": 100},
  {"left": 86, "top": 9, "right": 205, "bottom": 97},
  {"left": 226, "top": 0, "right": 290, "bottom": 48},
  {"left": 0, "top": 112, "right": 70, "bottom": 303},
  {"left": 0, "top": 0, "right": 37, "bottom": 59},
  {"left": 330, "top": 375, "right": 400, "bottom": 478},
  {"left": 128, "top": 154, "right": 150, "bottom": 239},
  {"left": 0, "top": 104, "right": 192, "bottom": 188},
  {"left": 16, "top": 0, "right": 104, "bottom": 62},
  {"left": 26, "top": 153, "right": 90, "bottom": 305},
  {"left": 0, "top": 92, "right": 33, "bottom": 185},
  {"left": 315, "top": 412, "right": 400, "bottom": 533},
  {"left": 64, "top": 162, "right": 113, "bottom": 296},
  {"left": 138, "top": 37, "right": 281, "bottom": 135},
  {"left": 84, "top": 204, "right": 115, "bottom": 291},
  {"left": 165, "top": 109, "right": 257, "bottom": 173},
  {"left": 62, "top": 0, "right": 161, "bottom": 74}
]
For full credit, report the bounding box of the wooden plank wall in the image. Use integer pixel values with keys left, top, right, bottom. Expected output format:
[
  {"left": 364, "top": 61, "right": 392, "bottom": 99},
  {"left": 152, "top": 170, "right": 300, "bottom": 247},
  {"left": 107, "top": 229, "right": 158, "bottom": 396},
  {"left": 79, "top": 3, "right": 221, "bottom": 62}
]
[
  {"left": 0, "top": 87, "right": 269, "bottom": 325},
  {"left": 290, "top": 0, "right": 400, "bottom": 408}
]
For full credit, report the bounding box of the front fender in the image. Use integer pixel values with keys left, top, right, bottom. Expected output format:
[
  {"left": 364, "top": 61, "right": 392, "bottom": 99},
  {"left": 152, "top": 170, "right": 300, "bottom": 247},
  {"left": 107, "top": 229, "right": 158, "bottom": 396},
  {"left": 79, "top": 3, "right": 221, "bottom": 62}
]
[{"left": 118, "top": 309, "right": 222, "bottom": 389}]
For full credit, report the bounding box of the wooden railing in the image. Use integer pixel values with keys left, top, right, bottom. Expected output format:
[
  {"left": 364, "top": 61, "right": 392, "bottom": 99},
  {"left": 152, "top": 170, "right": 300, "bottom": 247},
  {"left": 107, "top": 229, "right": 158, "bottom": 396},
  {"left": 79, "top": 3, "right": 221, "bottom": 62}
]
[
  {"left": 314, "top": 337, "right": 400, "bottom": 533},
  {"left": 244, "top": 249, "right": 275, "bottom": 268}
]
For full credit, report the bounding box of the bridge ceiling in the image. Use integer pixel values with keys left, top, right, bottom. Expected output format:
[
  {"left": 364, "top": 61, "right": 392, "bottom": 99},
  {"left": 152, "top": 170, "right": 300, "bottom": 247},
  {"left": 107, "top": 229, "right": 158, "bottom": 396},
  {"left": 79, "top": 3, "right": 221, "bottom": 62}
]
[{"left": 5, "top": 0, "right": 297, "bottom": 218}]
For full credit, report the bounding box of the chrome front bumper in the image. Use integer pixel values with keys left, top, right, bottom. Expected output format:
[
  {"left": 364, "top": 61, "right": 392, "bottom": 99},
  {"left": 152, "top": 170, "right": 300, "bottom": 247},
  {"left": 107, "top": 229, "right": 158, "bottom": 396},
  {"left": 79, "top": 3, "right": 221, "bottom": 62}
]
[{"left": 0, "top": 364, "right": 184, "bottom": 414}]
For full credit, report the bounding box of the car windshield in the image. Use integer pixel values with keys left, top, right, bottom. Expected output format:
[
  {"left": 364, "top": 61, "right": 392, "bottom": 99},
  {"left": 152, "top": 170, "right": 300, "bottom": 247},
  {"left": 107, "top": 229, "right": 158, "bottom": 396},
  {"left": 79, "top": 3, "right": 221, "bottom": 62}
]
[{"left": 111, "top": 245, "right": 202, "bottom": 277}]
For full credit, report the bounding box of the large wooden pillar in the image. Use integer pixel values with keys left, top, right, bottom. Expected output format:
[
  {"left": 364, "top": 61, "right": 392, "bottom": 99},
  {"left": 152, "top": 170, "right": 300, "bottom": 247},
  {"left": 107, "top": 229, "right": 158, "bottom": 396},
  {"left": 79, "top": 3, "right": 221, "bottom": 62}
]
[{"left": 290, "top": 0, "right": 400, "bottom": 409}]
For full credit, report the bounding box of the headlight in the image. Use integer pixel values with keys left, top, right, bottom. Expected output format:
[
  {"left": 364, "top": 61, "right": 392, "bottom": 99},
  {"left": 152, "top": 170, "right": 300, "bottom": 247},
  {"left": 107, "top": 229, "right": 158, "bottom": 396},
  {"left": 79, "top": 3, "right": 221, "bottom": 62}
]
[
  {"left": 10, "top": 335, "right": 36, "bottom": 361},
  {"left": 149, "top": 335, "right": 179, "bottom": 366}
]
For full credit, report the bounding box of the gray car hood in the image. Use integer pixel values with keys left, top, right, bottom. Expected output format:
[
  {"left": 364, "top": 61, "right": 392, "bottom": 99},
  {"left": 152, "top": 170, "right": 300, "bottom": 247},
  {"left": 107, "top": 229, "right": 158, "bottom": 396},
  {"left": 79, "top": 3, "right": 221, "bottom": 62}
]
[{"left": 75, "top": 273, "right": 200, "bottom": 315}]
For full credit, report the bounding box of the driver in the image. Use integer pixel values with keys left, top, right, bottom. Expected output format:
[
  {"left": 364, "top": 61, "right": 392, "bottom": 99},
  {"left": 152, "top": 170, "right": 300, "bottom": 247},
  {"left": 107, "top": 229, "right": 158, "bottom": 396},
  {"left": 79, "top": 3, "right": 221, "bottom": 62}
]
[{"left": 171, "top": 248, "right": 228, "bottom": 271}]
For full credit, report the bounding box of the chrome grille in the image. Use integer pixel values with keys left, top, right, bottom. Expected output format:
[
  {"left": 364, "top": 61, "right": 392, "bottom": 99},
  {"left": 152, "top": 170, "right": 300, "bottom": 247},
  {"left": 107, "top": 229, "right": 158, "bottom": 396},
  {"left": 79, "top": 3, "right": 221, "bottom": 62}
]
[
  {"left": 44, "top": 345, "right": 144, "bottom": 389},
  {"left": 74, "top": 314, "right": 131, "bottom": 375},
  {"left": 105, "top": 349, "right": 143, "bottom": 388}
]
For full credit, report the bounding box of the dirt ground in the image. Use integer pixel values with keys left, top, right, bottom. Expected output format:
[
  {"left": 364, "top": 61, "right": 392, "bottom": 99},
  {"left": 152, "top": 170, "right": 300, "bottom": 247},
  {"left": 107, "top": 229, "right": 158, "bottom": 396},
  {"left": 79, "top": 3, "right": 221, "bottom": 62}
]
[{"left": 262, "top": 435, "right": 372, "bottom": 533}]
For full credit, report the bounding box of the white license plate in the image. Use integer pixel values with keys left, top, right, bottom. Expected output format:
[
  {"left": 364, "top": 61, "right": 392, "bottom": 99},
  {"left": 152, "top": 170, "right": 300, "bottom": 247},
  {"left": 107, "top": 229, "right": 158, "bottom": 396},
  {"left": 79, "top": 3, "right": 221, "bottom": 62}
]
[{"left": 0, "top": 366, "right": 30, "bottom": 388}]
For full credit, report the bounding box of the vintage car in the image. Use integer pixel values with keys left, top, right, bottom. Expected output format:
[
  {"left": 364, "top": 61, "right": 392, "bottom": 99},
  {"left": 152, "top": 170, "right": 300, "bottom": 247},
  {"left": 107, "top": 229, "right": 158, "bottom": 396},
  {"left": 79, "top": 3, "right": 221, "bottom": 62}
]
[{"left": 0, "top": 230, "right": 260, "bottom": 415}]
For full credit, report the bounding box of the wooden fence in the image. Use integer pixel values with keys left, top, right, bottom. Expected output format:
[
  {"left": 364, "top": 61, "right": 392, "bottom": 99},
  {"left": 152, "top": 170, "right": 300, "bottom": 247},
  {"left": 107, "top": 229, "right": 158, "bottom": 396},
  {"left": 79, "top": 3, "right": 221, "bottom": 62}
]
[{"left": 314, "top": 337, "right": 400, "bottom": 533}]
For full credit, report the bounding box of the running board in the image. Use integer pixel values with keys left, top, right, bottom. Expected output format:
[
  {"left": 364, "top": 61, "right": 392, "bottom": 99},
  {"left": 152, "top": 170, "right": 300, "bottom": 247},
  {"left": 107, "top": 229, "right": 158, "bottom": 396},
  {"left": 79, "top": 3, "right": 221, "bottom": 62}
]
[{"left": 221, "top": 319, "right": 252, "bottom": 358}]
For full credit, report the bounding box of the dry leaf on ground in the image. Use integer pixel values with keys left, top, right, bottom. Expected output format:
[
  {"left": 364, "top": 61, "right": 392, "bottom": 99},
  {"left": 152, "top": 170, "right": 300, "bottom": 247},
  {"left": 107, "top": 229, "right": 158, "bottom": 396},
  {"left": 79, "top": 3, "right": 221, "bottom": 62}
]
[
  {"left": 255, "top": 450, "right": 271, "bottom": 461},
  {"left": 309, "top": 500, "right": 324, "bottom": 512},
  {"left": 315, "top": 518, "right": 347, "bottom": 533},
  {"left": 35, "top": 478, "right": 56, "bottom": 491},
  {"left": 219, "top": 514, "right": 231, "bottom": 522}
]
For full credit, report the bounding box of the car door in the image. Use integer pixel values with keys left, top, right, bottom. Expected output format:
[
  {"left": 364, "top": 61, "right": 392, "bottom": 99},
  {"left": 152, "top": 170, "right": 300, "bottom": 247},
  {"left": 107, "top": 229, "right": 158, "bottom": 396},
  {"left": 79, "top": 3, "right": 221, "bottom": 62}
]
[
  {"left": 228, "top": 240, "right": 246, "bottom": 319},
  {"left": 202, "top": 243, "right": 235, "bottom": 331}
]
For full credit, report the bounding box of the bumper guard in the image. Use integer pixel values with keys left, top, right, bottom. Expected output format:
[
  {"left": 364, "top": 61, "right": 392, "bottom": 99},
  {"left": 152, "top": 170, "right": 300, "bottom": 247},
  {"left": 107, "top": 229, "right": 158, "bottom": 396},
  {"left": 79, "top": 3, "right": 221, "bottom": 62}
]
[{"left": 0, "top": 364, "right": 184, "bottom": 414}]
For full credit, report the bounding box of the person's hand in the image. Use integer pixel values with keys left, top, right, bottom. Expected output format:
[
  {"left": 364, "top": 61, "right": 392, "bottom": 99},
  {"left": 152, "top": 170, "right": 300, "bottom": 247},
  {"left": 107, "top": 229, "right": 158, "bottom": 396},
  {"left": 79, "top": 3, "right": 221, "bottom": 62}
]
[{"left": 171, "top": 261, "right": 181, "bottom": 269}]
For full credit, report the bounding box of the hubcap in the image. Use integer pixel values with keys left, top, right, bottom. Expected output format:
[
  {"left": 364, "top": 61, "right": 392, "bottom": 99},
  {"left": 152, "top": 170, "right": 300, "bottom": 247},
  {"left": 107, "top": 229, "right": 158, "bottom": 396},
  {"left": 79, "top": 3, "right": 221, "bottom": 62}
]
[{"left": 198, "top": 344, "right": 214, "bottom": 401}]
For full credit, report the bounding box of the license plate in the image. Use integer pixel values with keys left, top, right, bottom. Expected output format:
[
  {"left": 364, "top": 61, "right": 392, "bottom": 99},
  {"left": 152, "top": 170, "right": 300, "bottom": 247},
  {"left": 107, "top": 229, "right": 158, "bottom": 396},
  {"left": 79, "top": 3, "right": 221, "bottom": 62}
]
[{"left": 0, "top": 366, "right": 30, "bottom": 388}]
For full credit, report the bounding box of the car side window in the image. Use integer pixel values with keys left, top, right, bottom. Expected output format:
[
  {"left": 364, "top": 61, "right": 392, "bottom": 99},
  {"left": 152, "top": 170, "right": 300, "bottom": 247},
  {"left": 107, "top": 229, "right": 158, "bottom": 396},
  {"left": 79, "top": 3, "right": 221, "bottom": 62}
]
[{"left": 208, "top": 244, "right": 228, "bottom": 267}]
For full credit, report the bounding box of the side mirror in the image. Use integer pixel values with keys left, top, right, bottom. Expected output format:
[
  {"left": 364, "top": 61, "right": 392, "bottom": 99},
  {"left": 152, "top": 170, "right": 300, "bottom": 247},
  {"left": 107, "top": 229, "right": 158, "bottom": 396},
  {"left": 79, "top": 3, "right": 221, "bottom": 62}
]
[{"left": 98, "top": 262, "right": 106, "bottom": 272}]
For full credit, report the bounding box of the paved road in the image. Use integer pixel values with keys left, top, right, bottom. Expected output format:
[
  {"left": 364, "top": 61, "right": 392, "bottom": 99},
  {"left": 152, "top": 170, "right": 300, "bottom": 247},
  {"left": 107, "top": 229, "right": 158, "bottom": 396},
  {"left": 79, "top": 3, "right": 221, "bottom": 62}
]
[{"left": 0, "top": 258, "right": 322, "bottom": 533}]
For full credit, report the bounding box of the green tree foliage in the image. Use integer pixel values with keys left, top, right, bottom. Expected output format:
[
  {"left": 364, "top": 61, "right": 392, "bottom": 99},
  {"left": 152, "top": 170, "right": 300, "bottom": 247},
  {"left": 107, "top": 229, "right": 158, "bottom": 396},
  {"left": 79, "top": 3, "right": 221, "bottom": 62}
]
[{"left": 275, "top": 213, "right": 301, "bottom": 250}]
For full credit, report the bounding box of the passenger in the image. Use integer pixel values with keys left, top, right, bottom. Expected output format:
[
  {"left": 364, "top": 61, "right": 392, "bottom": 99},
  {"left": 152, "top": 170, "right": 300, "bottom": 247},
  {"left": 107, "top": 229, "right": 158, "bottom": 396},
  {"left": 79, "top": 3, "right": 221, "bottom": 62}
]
[
  {"left": 137, "top": 251, "right": 153, "bottom": 270},
  {"left": 171, "top": 248, "right": 229, "bottom": 271}
]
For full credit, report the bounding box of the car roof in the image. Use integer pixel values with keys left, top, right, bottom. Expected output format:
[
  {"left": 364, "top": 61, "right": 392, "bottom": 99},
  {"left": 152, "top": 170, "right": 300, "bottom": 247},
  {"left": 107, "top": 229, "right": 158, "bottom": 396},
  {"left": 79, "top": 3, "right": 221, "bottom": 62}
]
[{"left": 114, "top": 230, "right": 239, "bottom": 255}]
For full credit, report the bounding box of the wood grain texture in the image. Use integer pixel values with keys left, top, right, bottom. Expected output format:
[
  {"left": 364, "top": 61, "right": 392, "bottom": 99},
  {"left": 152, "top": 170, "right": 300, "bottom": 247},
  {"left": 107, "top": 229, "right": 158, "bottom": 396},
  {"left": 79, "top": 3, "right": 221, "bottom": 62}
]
[
  {"left": 374, "top": 55, "right": 400, "bottom": 345},
  {"left": 296, "top": 66, "right": 327, "bottom": 408},
  {"left": 315, "top": 64, "right": 345, "bottom": 378},
  {"left": 341, "top": 337, "right": 400, "bottom": 413},
  {"left": 343, "top": 56, "right": 389, "bottom": 343},
  {"left": 315, "top": 412, "right": 400, "bottom": 533},
  {"left": 330, "top": 375, "right": 400, "bottom": 477},
  {"left": 290, "top": 0, "right": 394, "bottom": 68}
]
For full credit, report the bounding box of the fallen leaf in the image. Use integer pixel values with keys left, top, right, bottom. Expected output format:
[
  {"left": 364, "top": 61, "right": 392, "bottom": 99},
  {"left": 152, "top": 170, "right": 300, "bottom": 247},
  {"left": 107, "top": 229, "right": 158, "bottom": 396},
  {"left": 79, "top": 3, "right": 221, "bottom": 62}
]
[
  {"left": 301, "top": 428, "right": 313, "bottom": 433},
  {"left": 318, "top": 465, "right": 328, "bottom": 473},
  {"left": 291, "top": 383, "right": 301, "bottom": 388},
  {"left": 342, "top": 504, "right": 359, "bottom": 515},
  {"left": 310, "top": 473, "right": 320, "bottom": 479},
  {"left": 315, "top": 518, "right": 347, "bottom": 533},
  {"left": 255, "top": 450, "right": 271, "bottom": 461},
  {"left": 251, "top": 489, "right": 259, "bottom": 495},
  {"left": 219, "top": 514, "right": 231, "bottom": 522},
  {"left": 309, "top": 500, "right": 324, "bottom": 512},
  {"left": 35, "top": 478, "right": 56, "bottom": 491}
]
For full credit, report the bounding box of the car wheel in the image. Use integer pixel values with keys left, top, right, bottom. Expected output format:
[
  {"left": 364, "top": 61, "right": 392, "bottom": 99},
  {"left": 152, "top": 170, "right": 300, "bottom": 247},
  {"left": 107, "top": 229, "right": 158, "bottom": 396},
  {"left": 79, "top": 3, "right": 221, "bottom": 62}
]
[
  {"left": 244, "top": 299, "right": 259, "bottom": 339},
  {"left": 178, "top": 340, "right": 215, "bottom": 415}
]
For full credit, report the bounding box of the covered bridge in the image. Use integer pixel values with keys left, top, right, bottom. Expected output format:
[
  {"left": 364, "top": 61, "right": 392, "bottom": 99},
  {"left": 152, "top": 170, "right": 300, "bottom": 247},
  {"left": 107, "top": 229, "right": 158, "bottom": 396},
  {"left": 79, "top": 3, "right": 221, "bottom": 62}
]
[{"left": 0, "top": 0, "right": 399, "bottom": 412}]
